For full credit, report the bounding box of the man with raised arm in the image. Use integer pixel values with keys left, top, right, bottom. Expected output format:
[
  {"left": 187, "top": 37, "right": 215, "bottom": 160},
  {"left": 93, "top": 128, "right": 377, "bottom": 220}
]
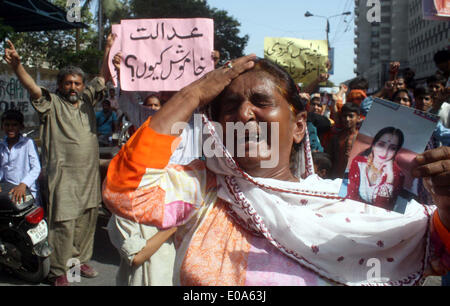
[{"left": 3, "top": 34, "right": 116, "bottom": 286}]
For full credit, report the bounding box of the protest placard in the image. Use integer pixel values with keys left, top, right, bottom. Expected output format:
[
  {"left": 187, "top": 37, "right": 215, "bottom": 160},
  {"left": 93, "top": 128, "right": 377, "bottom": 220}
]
[
  {"left": 338, "top": 98, "right": 438, "bottom": 214},
  {"left": 108, "top": 24, "right": 122, "bottom": 87},
  {"left": 108, "top": 18, "right": 214, "bottom": 91},
  {"left": 264, "top": 37, "right": 328, "bottom": 87}
]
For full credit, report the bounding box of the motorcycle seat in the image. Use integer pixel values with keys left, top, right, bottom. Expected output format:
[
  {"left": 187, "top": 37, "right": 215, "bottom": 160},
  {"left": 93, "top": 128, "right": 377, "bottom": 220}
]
[{"left": 0, "top": 182, "right": 35, "bottom": 214}]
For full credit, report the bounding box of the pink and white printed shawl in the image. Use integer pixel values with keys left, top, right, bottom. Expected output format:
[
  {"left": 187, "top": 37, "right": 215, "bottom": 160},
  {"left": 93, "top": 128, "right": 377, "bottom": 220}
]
[{"left": 201, "top": 114, "right": 434, "bottom": 286}]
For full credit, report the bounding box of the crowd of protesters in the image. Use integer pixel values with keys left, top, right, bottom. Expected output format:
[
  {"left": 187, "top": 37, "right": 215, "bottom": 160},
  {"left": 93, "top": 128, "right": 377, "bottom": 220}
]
[
  {"left": 102, "top": 50, "right": 450, "bottom": 286},
  {"left": 305, "top": 51, "right": 450, "bottom": 185},
  {"left": 2, "top": 32, "right": 450, "bottom": 286}
]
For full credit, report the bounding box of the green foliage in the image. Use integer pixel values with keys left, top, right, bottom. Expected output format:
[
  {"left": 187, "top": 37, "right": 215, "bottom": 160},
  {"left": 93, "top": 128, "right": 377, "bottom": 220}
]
[
  {"left": 1, "top": 0, "right": 100, "bottom": 72},
  {"left": 52, "top": 48, "right": 104, "bottom": 76},
  {"left": 210, "top": 8, "right": 248, "bottom": 62},
  {"left": 83, "top": 0, "right": 131, "bottom": 45},
  {"left": 0, "top": 19, "right": 14, "bottom": 42},
  {"left": 1, "top": 0, "right": 247, "bottom": 72},
  {"left": 129, "top": 0, "right": 248, "bottom": 61}
]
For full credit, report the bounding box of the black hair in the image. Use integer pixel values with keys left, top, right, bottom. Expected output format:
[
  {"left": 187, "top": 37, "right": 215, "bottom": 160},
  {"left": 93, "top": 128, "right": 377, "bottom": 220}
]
[
  {"left": 307, "top": 112, "right": 331, "bottom": 136},
  {"left": 399, "top": 68, "right": 417, "bottom": 90},
  {"left": 434, "top": 49, "right": 450, "bottom": 65},
  {"left": 341, "top": 102, "right": 360, "bottom": 115},
  {"left": 363, "top": 127, "right": 405, "bottom": 157},
  {"left": 401, "top": 67, "right": 416, "bottom": 81},
  {"left": 102, "top": 99, "right": 111, "bottom": 106},
  {"left": 1, "top": 109, "right": 24, "bottom": 126},
  {"left": 144, "top": 93, "right": 160, "bottom": 101},
  {"left": 312, "top": 152, "right": 332, "bottom": 172},
  {"left": 311, "top": 95, "right": 321, "bottom": 103},
  {"left": 143, "top": 94, "right": 161, "bottom": 107},
  {"left": 392, "top": 89, "right": 413, "bottom": 104},
  {"left": 426, "top": 74, "right": 447, "bottom": 87},
  {"left": 395, "top": 72, "right": 406, "bottom": 80},
  {"left": 57, "top": 66, "right": 86, "bottom": 86},
  {"left": 348, "top": 77, "right": 369, "bottom": 91},
  {"left": 414, "top": 86, "right": 431, "bottom": 98}
]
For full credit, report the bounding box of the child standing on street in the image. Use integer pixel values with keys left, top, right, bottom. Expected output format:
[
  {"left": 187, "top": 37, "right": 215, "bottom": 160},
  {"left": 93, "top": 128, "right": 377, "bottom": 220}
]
[
  {"left": 0, "top": 109, "right": 41, "bottom": 205},
  {"left": 107, "top": 215, "right": 177, "bottom": 286}
]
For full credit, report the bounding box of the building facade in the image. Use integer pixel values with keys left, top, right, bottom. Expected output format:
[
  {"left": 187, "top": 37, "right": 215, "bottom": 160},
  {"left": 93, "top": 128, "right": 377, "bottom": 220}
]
[
  {"left": 354, "top": 0, "right": 449, "bottom": 92},
  {"left": 408, "top": 0, "right": 450, "bottom": 80}
]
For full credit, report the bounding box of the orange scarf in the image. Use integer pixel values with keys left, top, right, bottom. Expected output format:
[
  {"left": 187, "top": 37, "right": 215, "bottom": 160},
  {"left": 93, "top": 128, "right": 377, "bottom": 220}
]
[{"left": 346, "top": 90, "right": 367, "bottom": 106}]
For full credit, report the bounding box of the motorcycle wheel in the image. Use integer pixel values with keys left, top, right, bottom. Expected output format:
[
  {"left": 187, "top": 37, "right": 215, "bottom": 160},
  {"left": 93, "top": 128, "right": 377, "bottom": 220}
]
[
  {"left": 13, "top": 256, "right": 50, "bottom": 283},
  {"left": 1, "top": 230, "right": 50, "bottom": 283}
]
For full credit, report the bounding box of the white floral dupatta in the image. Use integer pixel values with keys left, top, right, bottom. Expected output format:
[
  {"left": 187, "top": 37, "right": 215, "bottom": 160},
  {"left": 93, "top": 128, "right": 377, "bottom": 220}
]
[{"left": 201, "top": 114, "right": 433, "bottom": 286}]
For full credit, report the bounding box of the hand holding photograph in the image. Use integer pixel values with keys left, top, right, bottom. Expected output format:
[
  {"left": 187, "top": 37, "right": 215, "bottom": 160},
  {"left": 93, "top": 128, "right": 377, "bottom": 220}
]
[{"left": 338, "top": 98, "right": 439, "bottom": 213}]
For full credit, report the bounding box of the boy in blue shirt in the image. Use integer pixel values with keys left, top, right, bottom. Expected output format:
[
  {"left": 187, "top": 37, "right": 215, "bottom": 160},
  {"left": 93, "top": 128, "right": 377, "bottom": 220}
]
[{"left": 0, "top": 109, "right": 41, "bottom": 205}]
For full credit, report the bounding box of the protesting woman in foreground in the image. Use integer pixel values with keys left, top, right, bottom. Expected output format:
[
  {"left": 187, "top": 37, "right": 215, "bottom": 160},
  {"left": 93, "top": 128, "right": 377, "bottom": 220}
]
[{"left": 103, "top": 55, "right": 450, "bottom": 285}]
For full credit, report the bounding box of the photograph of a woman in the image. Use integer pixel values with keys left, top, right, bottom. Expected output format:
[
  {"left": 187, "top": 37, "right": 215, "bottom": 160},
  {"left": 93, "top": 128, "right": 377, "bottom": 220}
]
[{"left": 346, "top": 127, "right": 405, "bottom": 211}]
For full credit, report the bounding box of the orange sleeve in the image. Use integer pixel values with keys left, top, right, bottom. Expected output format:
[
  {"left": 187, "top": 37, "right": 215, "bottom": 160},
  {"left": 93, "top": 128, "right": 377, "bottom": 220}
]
[
  {"left": 106, "top": 117, "right": 181, "bottom": 192},
  {"left": 433, "top": 210, "right": 450, "bottom": 254}
]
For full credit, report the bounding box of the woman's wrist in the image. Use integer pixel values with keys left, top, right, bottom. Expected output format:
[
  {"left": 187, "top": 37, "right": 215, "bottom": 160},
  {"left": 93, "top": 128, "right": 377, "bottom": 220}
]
[
  {"left": 433, "top": 210, "right": 450, "bottom": 258},
  {"left": 149, "top": 88, "right": 199, "bottom": 135}
]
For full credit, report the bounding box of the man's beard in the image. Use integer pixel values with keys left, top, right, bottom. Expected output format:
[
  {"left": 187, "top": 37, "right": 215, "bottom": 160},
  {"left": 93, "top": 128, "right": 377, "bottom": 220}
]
[{"left": 63, "top": 90, "right": 81, "bottom": 103}]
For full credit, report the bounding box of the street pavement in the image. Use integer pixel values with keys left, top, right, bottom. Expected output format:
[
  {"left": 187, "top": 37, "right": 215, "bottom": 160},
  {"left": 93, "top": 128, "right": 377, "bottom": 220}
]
[{"left": 0, "top": 146, "right": 122, "bottom": 286}]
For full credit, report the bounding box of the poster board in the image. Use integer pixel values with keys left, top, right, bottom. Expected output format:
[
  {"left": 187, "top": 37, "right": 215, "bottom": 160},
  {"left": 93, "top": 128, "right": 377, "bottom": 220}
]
[
  {"left": 108, "top": 18, "right": 215, "bottom": 91},
  {"left": 264, "top": 37, "right": 328, "bottom": 87}
]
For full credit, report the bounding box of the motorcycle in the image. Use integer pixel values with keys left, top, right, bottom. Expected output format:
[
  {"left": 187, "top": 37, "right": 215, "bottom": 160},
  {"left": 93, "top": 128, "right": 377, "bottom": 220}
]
[{"left": 0, "top": 182, "right": 51, "bottom": 283}]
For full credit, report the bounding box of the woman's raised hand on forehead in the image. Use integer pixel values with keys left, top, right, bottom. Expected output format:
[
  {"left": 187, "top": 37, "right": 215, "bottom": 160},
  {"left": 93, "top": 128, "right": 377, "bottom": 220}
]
[
  {"left": 187, "top": 54, "right": 257, "bottom": 107},
  {"left": 148, "top": 54, "right": 256, "bottom": 136}
]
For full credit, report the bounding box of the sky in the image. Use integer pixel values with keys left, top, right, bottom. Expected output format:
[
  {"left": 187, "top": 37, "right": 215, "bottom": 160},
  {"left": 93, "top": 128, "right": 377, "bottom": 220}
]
[{"left": 206, "top": 0, "right": 357, "bottom": 85}]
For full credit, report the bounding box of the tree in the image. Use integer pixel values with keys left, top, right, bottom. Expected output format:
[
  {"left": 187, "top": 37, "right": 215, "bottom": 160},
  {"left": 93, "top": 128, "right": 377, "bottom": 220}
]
[
  {"left": 0, "top": 19, "right": 14, "bottom": 42},
  {"left": 129, "top": 0, "right": 248, "bottom": 62},
  {"left": 210, "top": 8, "right": 248, "bottom": 62},
  {"left": 0, "top": 0, "right": 114, "bottom": 75},
  {"left": 81, "top": 0, "right": 131, "bottom": 50},
  {"left": 1, "top": 0, "right": 247, "bottom": 73}
]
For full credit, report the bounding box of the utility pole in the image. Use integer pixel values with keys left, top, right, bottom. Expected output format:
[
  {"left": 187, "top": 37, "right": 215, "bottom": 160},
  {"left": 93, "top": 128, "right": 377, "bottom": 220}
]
[
  {"left": 326, "top": 19, "right": 330, "bottom": 50},
  {"left": 305, "top": 10, "right": 351, "bottom": 78},
  {"left": 76, "top": 28, "right": 80, "bottom": 52},
  {"left": 98, "top": 0, "right": 103, "bottom": 51},
  {"left": 305, "top": 11, "right": 351, "bottom": 51}
]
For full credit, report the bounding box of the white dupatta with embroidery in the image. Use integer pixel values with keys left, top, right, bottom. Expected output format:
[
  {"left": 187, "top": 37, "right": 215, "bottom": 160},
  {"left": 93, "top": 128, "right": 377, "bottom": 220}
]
[{"left": 201, "top": 114, "right": 433, "bottom": 286}]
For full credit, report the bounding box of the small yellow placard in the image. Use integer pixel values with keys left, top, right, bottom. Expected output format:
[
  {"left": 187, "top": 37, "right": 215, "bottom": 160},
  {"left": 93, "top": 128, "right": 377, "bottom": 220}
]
[{"left": 264, "top": 37, "right": 328, "bottom": 87}]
